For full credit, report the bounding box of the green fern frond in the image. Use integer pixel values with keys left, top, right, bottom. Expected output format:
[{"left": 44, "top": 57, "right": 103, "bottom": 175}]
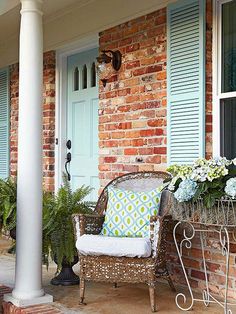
[{"left": 42, "top": 172, "right": 93, "bottom": 270}]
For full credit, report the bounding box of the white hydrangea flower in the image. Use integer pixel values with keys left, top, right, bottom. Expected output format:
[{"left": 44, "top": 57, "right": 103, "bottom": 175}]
[
  {"left": 194, "top": 158, "right": 207, "bottom": 167},
  {"left": 225, "top": 178, "right": 236, "bottom": 199},
  {"left": 168, "top": 157, "right": 235, "bottom": 203},
  {"left": 174, "top": 179, "right": 197, "bottom": 202},
  {"left": 208, "top": 157, "right": 231, "bottom": 167}
]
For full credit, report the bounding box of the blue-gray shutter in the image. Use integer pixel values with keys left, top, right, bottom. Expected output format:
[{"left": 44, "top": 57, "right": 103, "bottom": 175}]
[
  {"left": 167, "top": 0, "right": 206, "bottom": 164},
  {"left": 0, "top": 68, "right": 10, "bottom": 179}
]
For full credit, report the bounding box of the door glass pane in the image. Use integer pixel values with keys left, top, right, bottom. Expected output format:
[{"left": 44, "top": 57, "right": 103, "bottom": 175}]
[
  {"left": 74, "top": 67, "right": 79, "bottom": 91},
  {"left": 220, "top": 98, "right": 236, "bottom": 159},
  {"left": 222, "top": 1, "right": 236, "bottom": 92},
  {"left": 82, "top": 65, "right": 87, "bottom": 89}
]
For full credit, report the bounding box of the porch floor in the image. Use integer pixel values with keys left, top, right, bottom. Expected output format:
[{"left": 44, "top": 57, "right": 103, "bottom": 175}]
[{"left": 0, "top": 237, "right": 224, "bottom": 314}]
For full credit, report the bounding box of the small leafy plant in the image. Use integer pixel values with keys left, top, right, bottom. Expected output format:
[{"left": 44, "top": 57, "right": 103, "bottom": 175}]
[
  {"left": 166, "top": 157, "right": 236, "bottom": 208},
  {"left": 43, "top": 174, "right": 93, "bottom": 270},
  {"left": 0, "top": 177, "right": 17, "bottom": 232},
  {"left": 0, "top": 174, "right": 94, "bottom": 269}
]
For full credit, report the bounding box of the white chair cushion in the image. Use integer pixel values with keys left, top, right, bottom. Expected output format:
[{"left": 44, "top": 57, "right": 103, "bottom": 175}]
[{"left": 76, "top": 234, "right": 152, "bottom": 258}]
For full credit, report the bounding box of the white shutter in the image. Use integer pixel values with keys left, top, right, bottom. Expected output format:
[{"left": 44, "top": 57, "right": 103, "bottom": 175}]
[{"left": 167, "top": 0, "right": 206, "bottom": 164}]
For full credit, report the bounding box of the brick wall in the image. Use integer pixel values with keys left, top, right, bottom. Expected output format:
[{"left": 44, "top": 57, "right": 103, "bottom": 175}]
[
  {"left": 99, "top": 8, "right": 167, "bottom": 188},
  {"left": 10, "top": 64, "right": 19, "bottom": 178},
  {"left": 9, "top": 51, "right": 56, "bottom": 191},
  {"left": 99, "top": 1, "right": 214, "bottom": 188},
  {"left": 42, "top": 51, "right": 56, "bottom": 192}
]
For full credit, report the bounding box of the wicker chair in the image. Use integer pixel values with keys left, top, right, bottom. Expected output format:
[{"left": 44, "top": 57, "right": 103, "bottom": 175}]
[{"left": 72, "top": 171, "right": 175, "bottom": 312}]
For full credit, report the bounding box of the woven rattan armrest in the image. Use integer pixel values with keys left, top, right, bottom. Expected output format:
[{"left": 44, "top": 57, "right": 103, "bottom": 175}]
[
  {"left": 150, "top": 214, "right": 173, "bottom": 258},
  {"left": 72, "top": 214, "right": 105, "bottom": 240},
  {"left": 150, "top": 215, "right": 159, "bottom": 234}
]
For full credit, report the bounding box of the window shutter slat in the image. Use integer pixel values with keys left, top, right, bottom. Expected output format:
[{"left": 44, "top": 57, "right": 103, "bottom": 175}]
[
  {"left": 167, "top": 0, "right": 205, "bottom": 165},
  {"left": 0, "top": 68, "right": 9, "bottom": 179}
]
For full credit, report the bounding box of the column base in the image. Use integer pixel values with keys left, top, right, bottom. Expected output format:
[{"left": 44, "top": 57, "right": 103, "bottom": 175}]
[{"left": 3, "top": 293, "right": 53, "bottom": 307}]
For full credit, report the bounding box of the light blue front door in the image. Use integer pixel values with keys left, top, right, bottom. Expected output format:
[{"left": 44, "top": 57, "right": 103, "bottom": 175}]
[{"left": 67, "top": 48, "right": 99, "bottom": 200}]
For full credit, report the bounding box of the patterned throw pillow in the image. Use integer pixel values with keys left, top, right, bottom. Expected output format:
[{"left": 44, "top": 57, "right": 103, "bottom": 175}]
[{"left": 101, "top": 186, "right": 161, "bottom": 238}]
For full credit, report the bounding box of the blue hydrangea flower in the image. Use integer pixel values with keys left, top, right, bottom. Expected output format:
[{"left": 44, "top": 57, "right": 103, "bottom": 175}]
[
  {"left": 174, "top": 179, "right": 197, "bottom": 202},
  {"left": 225, "top": 178, "right": 236, "bottom": 199}
]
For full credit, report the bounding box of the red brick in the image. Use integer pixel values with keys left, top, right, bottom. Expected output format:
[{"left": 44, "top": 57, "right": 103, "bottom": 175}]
[
  {"left": 125, "top": 95, "right": 140, "bottom": 103},
  {"left": 125, "top": 131, "right": 140, "bottom": 138},
  {"left": 156, "top": 71, "right": 166, "bottom": 80},
  {"left": 118, "top": 88, "right": 131, "bottom": 96},
  {"left": 140, "top": 129, "right": 155, "bottom": 137},
  {"left": 124, "top": 148, "right": 138, "bottom": 155},
  {"left": 146, "top": 65, "right": 162, "bottom": 73},
  {"left": 111, "top": 132, "right": 125, "bottom": 139},
  {"left": 118, "top": 122, "right": 132, "bottom": 129},
  {"left": 132, "top": 68, "right": 147, "bottom": 77},
  {"left": 147, "top": 119, "right": 159, "bottom": 127},
  {"left": 206, "top": 124, "right": 213, "bottom": 132},
  {"left": 146, "top": 155, "right": 161, "bottom": 163},
  {"left": 125, "top": 61, "right": 140, "bottom": 69},
  {"left": 123, "top": 165, "right": 139, "bottom": 172},
  {"left": 117, "top": 105, "right": 131, "bottom": 112},
  {"left": 206, "top": 114, "right": 212, "bottom": 123},
  {"left": 125, "top": 43, "right": 140, "bottom": 53},
  {"left": 191, "top": 270, "right": 209, "bottom": 281},
  {"left": 138, "top": 147, "right": 154, "bottom": 155},
  {"left": 155, "top": 128, "right": 164, "bottom": 136},
  {"left": 119, "top": 37, "right": 132, "bottom": 47},
  {"left": 131, "top": 139, "right": 145, "bottom": 146},
  {"left": 155, "top": 14, "right": 166, "bottom": 25},
  {"left": 104, "top": 157, "right": 117, "bottom": 163},
  {"left": 154, "top": 147, "right": 166, "bottom": 155}
]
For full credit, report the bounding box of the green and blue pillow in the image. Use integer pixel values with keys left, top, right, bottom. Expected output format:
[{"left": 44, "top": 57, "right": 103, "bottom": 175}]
[{"left": 101, "top": 186, "right": 161, "bottom": 238}]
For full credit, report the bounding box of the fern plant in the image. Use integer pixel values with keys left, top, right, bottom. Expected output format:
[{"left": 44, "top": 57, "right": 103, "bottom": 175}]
[
  {"left": 0, "top": 177, "right": 17, "bottom": 232},
  {"left": 43, "top": 174, "right": 93, "bottom": 270},
  {"left": 0, "top": 175, "right": 93, "bottom": 270}
]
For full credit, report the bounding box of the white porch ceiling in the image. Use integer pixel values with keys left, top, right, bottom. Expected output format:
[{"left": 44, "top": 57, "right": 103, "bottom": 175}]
[
  {"left": 0, "top": 0, "right": 18, "bottom": 15},
  {"left": 0, "top": 0, "right": 87, "bottom": 42},
  {"left": 0, "top": 0, "right": 177, "bottom": 68}
]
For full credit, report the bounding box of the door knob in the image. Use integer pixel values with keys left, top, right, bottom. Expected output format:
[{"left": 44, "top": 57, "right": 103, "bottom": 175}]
[{"left": 66, "top": 140, "right": 71, "bottom": 150}]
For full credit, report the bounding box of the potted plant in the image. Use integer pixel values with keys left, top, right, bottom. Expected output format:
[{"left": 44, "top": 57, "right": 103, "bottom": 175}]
[
  {"left": 43, "top": 174, "right": 93, "bottom": 285},
  {"left": 165, "top": 157, "right": 236, "bottom": 226},
  {"left": 0, "top": 177, "right": 17, "bottom": 238}
]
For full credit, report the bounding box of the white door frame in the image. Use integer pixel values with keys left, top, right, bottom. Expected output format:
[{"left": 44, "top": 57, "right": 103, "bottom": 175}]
[{"left": 55, "top": 34, "right": 99, "bottom": 191}]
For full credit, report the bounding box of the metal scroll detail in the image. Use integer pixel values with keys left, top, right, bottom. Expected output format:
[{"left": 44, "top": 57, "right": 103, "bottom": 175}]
[
  {"left": 200, "top": 232, "right": 210, "bottom": 308},
  {"left": 173, "top": 221, "right": 195, "bottom": 311},
  {"left": 174, "top": 221, "right": 235, "bottom": 313},
  {"left": 219, "top": 226, "right": 232, "bottom": 314}
]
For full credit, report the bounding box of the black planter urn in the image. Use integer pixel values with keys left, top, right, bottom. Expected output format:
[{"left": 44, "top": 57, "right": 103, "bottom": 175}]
[
  {"left": 51, "top": 255, "right": 80, "bottom": 286},
  {"left": 10, "top": 227, "right": 16, "bottom": 240}
]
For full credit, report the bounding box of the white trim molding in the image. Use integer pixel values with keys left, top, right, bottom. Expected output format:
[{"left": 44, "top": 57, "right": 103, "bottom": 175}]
[
  {"left": 212, "top": 0, "right": 234, "bottom": 157},
  {"left": 55, "top": 34, "right": 99, "bottom": 192}
]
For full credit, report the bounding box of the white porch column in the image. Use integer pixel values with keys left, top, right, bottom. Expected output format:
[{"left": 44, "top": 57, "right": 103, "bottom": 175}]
[{"left": 4, "top": 0, "right": 52, "bottom": 307}]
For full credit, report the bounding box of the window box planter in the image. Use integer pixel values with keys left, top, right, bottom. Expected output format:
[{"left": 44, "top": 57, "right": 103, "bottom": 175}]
[{"left": 170, "top": 195, "right": 236, "bottom": 227}]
